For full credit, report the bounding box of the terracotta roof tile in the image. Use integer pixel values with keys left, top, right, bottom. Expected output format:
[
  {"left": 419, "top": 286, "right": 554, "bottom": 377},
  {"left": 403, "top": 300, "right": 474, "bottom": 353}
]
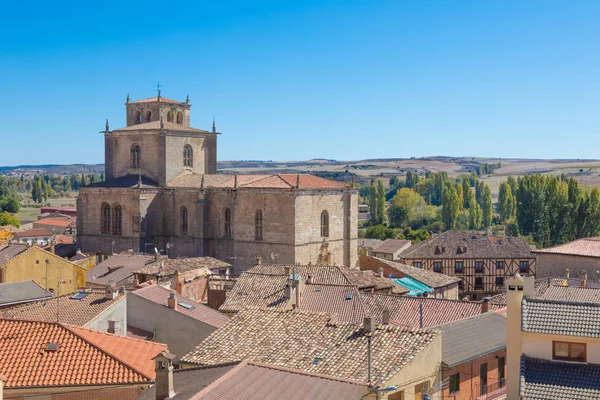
[
  {"left": 135, "top": 257, "right": 230, "bottom": 277},
  {"left": 168, "top": 173, "right": 349, "bottom": 190},
  {"left": 0, "top": 244, "right": 28, "bottom": 267},
  {"left": 0, "top": 319, "right": 163, "bottom": 388},
  {"left": 13, "top": 229, "right": 53, "bottom": 238},
  {"left": 111, "top": 121, "right": 209, "bottom": 133},
  {"left": 33, "top": 219, "right": 72, "bottom": 228},
  {"left": 522, "top": 298, "right": 600, "bottom": 338},
  {"left": 363, "top": 257, "right": 461, "bottom": 288},
  {"left": 371, "top": 239, "right": 412, "bottom": 255},
  {"left": 533, "top": 237, "right": 600, "bottom": 257},
  {"left": 130, "top": 96, "right": 183, "bottom": 104},
  {"left": 538, "top": 285, "right": 600, "bottom": 303}
]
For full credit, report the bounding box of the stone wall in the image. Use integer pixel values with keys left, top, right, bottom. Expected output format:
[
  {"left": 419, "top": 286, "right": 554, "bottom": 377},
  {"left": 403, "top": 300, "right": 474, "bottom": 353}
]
[
  {"left": 535, "top": 252, "right": 600, "bottom": 279},
  {"left": 106, "top": 132, "right": 161, "bottom": 183},
  {"left": 164, "top": 134, "right": 208, "bottom": 184}
]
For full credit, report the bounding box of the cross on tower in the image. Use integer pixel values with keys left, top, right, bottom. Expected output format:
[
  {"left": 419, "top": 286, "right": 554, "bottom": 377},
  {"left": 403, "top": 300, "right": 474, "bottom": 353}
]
[{"left": 156, "top": 81, "right": 162, "bottom": 97}]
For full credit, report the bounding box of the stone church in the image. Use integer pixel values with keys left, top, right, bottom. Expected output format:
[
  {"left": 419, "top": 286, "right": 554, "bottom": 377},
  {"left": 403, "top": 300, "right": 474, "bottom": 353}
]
[{"left": 77, "top": 93, "right": 358, "bottom": 272}]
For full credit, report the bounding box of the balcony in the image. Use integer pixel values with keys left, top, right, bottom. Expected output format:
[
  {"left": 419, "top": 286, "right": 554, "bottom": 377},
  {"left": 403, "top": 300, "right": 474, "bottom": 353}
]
[{"left": 475, "top": 379, "right": 506, "bottom": 400}]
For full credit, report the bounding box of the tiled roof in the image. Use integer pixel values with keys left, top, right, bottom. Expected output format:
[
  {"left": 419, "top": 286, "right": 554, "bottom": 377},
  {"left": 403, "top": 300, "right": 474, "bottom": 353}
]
[
  {"left": 533, "top": 236, "right": 600, "bottom": 257},
  {"left": 0, "top": 244, "right": 29, "bottom": 267},
  {"left": 135, "top": 257, "right": 230, "bottom": 277},
  {"left": 127, "top": 325, "right": 154, "bottom": 340},
  {"left": 371, "top": 239, "right": 412, "bottom": 255},
  {"left": 336, "top": 267, "right": 405, "bottom": 293},
  {"left": 111, "top": 121, "right": 209, "bottom": 133},
  {"left": 358, "top": 238, "right": 382, "bottom": 249},
  {"left": 13, "top": 228, "right": 52, "bottom": 238},
  {"left": 168, "top": 173, "right": 349, "bottom": 190},
  {"left": 400, "top": 231, "right": 534, "bottom": 259},
  {"left": 130, "top": 96, "right": 183, "bottom": 104},
  {"left": 33, "top": 218, "right": 72, "bottom": 227},
  {"left": 1, "top": 291, "right": 125, "bottom": 326},
  {"left": 86, "top": 174, "right": 159, "bottom": 188},
  {"left": 0, "top": 281, "right": 52, "bottom": 306},
  {"left": 68, "top": 325, "right": 167, "bottom": 379},
  {"left": 539, "top": 285, "right": 600, "bottom": 303},
  {"left": 0, "top": 319, "right": 158, "bottom": 388},
  {"left": 438, "top": 312, "right": 506, "bottom": 367},
  {"left": 393, "top": 277, "right": 433, "bottom": 296},
  {"left": 132, "top": 285, "right": 230, "bottom": 328},
  {"left": 87, "top": 254, "right": 167, "bottom": 286},
  {"left": 180, "top": 308, "right": 438, "bottom": 385},
  {"left": 522, "top": 298, "right": 600, "bottom": 338},
  {"left": 520, "top": 355, "right": 600, "bottom": 399},
  {"left": 374, "top": 258, "right": 461, "bottom": 288},
  {"left": 490, "top": 277, "right": 556, "bottom": 304},
  {"left": 54, "top": 234, "right": 74, "bottom": 244}
]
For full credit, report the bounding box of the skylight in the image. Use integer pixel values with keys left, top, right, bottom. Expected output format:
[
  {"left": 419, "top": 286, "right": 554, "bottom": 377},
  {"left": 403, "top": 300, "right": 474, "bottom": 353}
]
[
  {"left": 178, "top": 301, "right": 195, "bottom": 311},
  {"left": 70, "top": 292, "right": 90, "bottom": 300}
]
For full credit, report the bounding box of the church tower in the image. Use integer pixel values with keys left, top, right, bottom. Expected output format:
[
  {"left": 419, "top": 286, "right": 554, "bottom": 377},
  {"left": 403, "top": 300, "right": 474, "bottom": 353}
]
[{"left": 104, "top": 93, "right": 218, "bottom": 186}]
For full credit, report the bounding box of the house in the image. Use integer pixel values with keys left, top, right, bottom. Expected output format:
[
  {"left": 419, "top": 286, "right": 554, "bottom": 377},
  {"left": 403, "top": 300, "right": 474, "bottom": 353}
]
[
  {"left": 40, "top": 206, "right": 77, "bottom": 217},
  {"left": 358, "top": 238, "right": 383, "bottom": 255},
  {"left": 86, "top": 253, "right": 167, "bottom": 289},
  {"left": 505, "top": 273, "right": 600, "bottom": 400},
  {"left": 1, "top": 285, "right": 127, "bottom": 335},
  {"left": 181, "top": 308, "right": 441, "bottom": 400},
  {"left": 371, "top": 239, "right": 412, "bottom": 260},
  {"left": 360, "top": 255, "right": 461, "bottom": 299},
  {"left": 128, "top": 285, "right": 230, "bottom": 363},
  {"left": 0, "top": 319, "right": 166, "bottom": 400},
  {"left": 137, "top": 357, "right": 369, "bottom": 400},
  {"left": 0, "top": 244, "right": 86, "bottom": 294},
  {"left": 12, "top": 228, "right": 53, "bottom": 245},
  {"left": 0, "top": 280, "right": 52, "bottom": 308},
  {"left": 32, "top": 218, "right": 74, "bottom": 234},
  {"left": 400, "top": 231, "right": 536, "bottom": 300},
  {"left": 438, "top": 310, "right": 507, "bottom": 400},
  {"left": 533, "top": 236, "right": 600, "bottom": 278},
  {"left": 133, "top": 257, "right": 231, "bottom": 285}
]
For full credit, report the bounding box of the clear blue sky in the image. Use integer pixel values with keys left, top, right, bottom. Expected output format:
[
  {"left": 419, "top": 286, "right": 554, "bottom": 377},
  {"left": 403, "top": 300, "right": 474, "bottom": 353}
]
[{"left": 1, "top": 0, "right": 599, "bottom": 165}]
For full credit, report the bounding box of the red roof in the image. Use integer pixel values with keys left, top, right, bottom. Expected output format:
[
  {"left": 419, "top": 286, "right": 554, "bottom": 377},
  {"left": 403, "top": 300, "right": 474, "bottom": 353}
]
[
  {"left": 13, "top": 228, "right": 52, "bottom": 237},
  {"left": 169, "top": 173, "right": 349, "bottom": 190},
  {"left": 130, "top": 96, "right": 183, "bottom": 104},
  {"left": 34, "top": 219, "right": 72, "bottom": 227},
  {"left": 533, "top": 237, "right": 600, "bottom": 258}
]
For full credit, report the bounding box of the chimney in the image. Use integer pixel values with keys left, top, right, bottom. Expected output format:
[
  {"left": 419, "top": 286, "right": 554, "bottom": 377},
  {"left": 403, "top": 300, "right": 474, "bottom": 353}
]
[
  {"left": 153, "top": 351, "right": 176, "bottom": 400},
  {"left": 378, "top": 267, "right": 384, "bottom": 278},
  {"left": 481, "top": 297, "right": 491, "bottom": 313},
  {"left": 419, "top": 302, "right": 424, "bottom": 328},
  {"left": 363, "top": 317, "right": 375, "bottom": 333},
  {"left": 595, "top": 270, "right": 600, "bottom": 283},
  {"left": 306, "top": 274, "right": 312, "bottom": 284},
  {"left": 565, "top": 268, "right": 570, "bottom": 279},
  {"left": 256, "top": 255, "right": 262, "bottom": 265},
  {"left": 382, "top": 309, "right": 390, "bottom": 325},
  {"left": 284, "top": 266, "right": 291, "bottom": 276},
  {"left": 167, "top": 292, "right": 177, "bottom": 311},
  {"left": 105, "top": 283, "right": 118, "bottom": 300},
  {"left": 284, "top": 283, "right": 292, "bottom": 300},
  {"left": 132, "top": 277, "right": 140, "bottom": 287},
  {"left": 581, "top": 270, "right": 588, "bottom": 288}
]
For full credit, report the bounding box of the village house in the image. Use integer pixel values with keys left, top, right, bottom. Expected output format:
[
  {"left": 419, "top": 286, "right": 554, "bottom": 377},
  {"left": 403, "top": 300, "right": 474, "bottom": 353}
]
[
  {"left": 181, "top": 308, "right": 441, "bottom": 400},
  {"left": 0, "top": 244, "right": 87, "bottom": 294},
  {"left": 86, "top": 253, "right": 167, "bottom": 289},
  {"left": 0, "top": 281, "right": 52, "bottom": 308},
  {"left": 358, "top": 238, "right": 382, "bottom": 256},
  {"left": 133, "top": 256, "right": 230, "bottom": 286},
  {"left": 128, "top": 285, "right": 230, "bottom": 364},
  {"left": 11, "top": 228, "right": 53, "bottom": 245},
  {"left": 1, "top": 285, "right": 127, "bottom": 335},
  {"left": 533, "top": 236, "right": 600, "bottom": 278},
  {"left": 399, "top": 231, "right": 536, "bottom": 300},
  {"left": 371, "top": 238, "right": 412, "bottom": 260},
  {"left": 39, "top": 206, "right": 77, "bottom": 217},
  {"left": 32, "top": 218, "right": 75, "bottom": 235},
  {"left": 0, "top": 319, "right": 166, "bottom": 400},
  {"left": 77, "top": 94, "right": 358, "bottom": 273},
  {"left": 438, "top": 310, "right": 507, "bottom": 400},
  {"left": 359, "top": 255, "right": 461, "bottom": 299},
  {"left": 505, "top": 273, "right": 600, "bottom": 400}
]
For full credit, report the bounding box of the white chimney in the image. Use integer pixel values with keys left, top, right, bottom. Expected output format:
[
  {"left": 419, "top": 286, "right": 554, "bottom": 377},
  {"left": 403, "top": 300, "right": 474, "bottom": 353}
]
[
  {"left": 153, "top": 351, "right": 176, "bottom": 400},
  {"left": 167, "top": 292, "right": 177, "bottom": 311},
  {"left": 378, "top": 267, "right": 384, "bottom": 278},
  {"left": 363, "top": 317, "right": 375, "bottom": 333},
  {"left": 256, "top": 255, "right": 262, "bottom": 265},
  {"left": 105, "top": 283, "right": 118, "bottom": 300},
  {"left": 382, "top": 309, "right": 390, "bottom": 325},
  {"left": 565, "top": 268, "right": 570, "bottom": 279},
  {"left": 481, "top": 297, "right": 491, "bottom": 313},
  {"left": 581, "top": 270, "right": 588, "bottom": 288}
]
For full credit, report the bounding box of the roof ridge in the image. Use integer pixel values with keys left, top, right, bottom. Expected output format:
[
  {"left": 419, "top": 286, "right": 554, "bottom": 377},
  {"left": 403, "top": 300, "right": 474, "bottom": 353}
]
[
  {"left": 525, "top": 297, "right": 600, "bottom": 307},
  {"left": 274, "top": 174, "right": 295, "bottom": 188},
  {"left": 246, "top": 361, "right": 369, "bottom": 385}
]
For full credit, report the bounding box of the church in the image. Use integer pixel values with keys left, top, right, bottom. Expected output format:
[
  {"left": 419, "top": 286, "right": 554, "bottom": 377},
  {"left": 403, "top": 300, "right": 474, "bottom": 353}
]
[{"left": 77, "top": 93, "right": 358, "bottom": 272}]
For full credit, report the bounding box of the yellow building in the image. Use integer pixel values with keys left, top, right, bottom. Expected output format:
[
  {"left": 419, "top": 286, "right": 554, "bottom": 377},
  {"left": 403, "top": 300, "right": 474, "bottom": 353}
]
[{"left": 0, "top": 244, "right": 86, "bottom": 295}]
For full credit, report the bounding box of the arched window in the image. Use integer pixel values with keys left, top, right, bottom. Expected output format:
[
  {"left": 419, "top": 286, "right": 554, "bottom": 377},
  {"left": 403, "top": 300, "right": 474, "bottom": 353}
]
[
  {"left": 181, "top": 206, "right": 188, "bottom": 233},
  {"left": 183, "top": 145, "right": 193, "bottom": 168},
  {"left": 321, "top": 210, "right": 329, "bottom": 237},
  {"left": 176, "top": 112, "right": 183, "bottom": 124},
  {"left": 131, "top": 144, "right": 141, "bottom": 168},
  {"left": 101, "top": 203, "right": 111, "bottom": 234},
  {"left": 167, "top": 110, "right": 173, "bottom": 122},
  {"left": 112, "top": 205, "right": 122, "bottom": 235},
  {"left": 134, "top": 110, "right": 142, "bottom": 125},
  {"left": 224, "top": 208, "right": 231, "bottom": 236},
  {"left": 255, "top": 210, "right": 263, "bottom": 241},
  {"left": 144, "top": 110, "right": 152, "bottom": 122}
]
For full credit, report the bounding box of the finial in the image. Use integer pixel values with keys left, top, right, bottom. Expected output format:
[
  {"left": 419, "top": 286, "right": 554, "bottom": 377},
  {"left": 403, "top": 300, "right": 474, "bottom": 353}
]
[
  {"left": 105, "top": 119, "right": 109, "bottom": 132},
  {"left": 160, "top": 116, "right": 164, "bottom": 129},
  {"left": 296, "top": 173, "right": 300, "bottom": 189},
  {"left": 212, "top": 117, "right": 216, "bottom": 133},
  {"left": 186, "top": 95, "right": 190, "bottom": 105},
  {"left": 156, "top": 82, "right": 162, "bottom": 99},
  {"left": 126, "top": 93, "right": 130, "bottom": 104}
]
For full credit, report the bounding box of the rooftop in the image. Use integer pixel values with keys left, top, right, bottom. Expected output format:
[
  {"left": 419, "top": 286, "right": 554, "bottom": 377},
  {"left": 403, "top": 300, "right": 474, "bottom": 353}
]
[
  {"left": 539, "top": 285, "right": 600, "bottom": 303},
  {"left": 0, "top": 319, "right": 166, "bottom": 388},
  {"left": 438, "top": 312, "right": 506, "bottom": 367},
  {"left": 135, "top": 257, "right": 230, "bottom": 277},
  {"left": 180, "top": 308, "right": 438, "bottom": 385},
  {"left": 87, "top": 254, "right": 166, "bottom": 287},
  {"left": 168, "top": 173, "right": 349, "bottom": 190},
  {"left": 522, "top": 298, "right": 600, "bottom": 338},
  {"left": 489, "top": 276, "right": 600, "bottom": 304},
  {"left": 33, "top": 218, "right": 72, "bottom": 227},
  {"left": 372, "top": 258, "right": 461, "bottom": 288},
  {"left": 0, "top": 281, "right": 52, "bottom": 307},
  {"left": 371, "top": 239, "right": 412, "bottom": 255},
  {"left": 111, "top": 120, "right": 210, "bottom": 134},
  {"left": 130, "top": 96, "right": 184, "bottom": 104},
  {"left": 533, "top": 236, "right": 600, "bottom": 257},
  {"left": 520, "top": 355, "right": 600, "bottom": 400},
  {"left": 86, "top": 174, "right": 159, "bottom": 188},
  {"left": 13, "top": 228, "right": 53, "bottom": 238},
  {"left": 132, "top": 285, "right": 230, "bottom": 328},
  {"left": 1, "top": 291, "right": 125, "bottom": 326},
  {"left": 0, "top": 244, "right": 29, "bottom": 267},
  {"left": 400, "top": 231, "right": 534, "bottom": 259}
]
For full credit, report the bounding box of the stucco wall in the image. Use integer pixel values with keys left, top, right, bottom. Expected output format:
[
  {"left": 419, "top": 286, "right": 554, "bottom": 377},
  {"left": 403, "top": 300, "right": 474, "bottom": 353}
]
[
  {"left": 85, "top": 296, "right": 127, "bottom": 336},
  {"left": 535, "top": 252, "right": 600, "bottom": 279},
  {"left": 522, "top": 332, "right": 600, "bottom": 364},
  {"left": 442, "top": 349, "right": 506, "bottom": 400}
]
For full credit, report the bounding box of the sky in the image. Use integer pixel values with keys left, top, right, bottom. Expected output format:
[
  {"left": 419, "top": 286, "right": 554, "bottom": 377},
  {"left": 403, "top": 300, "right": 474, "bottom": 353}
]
[{"left": 1, "top": 0, "right": 599, "bottom": 165}]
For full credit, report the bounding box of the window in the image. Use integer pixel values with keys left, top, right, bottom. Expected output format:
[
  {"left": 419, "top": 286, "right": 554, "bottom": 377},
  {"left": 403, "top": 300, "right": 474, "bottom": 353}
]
[
  {"left": 475, "top": 277, "right": 483, "bottom": 290},
  {"left": 480, "top": 363, "right": 488, "bottom": 396},
  {"left": 181, "top": 206, "right": 188, "bottom": 233},
  {"left": 496, "top": 277, "right": 505, "bottom": 287},
  {"left": 498, "top": 357, "right": 505, "bottom": 388},
  {"left": 130, "top": 144, "right": 141, "bottom": 168},
  {"left": 458, "top": 280, "right": 464, "bottom": 289},
  {"left": 112, "top": 205, "right": 122, "bottom": 235},
  {"left": 496, "top": 261, "right": 504, "bottom": 269},
  {"left": 475, "top": 261, "right": 484, "bottom": 273},
  {"left": 176, "top": 112, "right": 183, "bottom": 124},
  {"left": 255, "top": 210, "right": 263, "bottom": 240},
  {"left": 224, "top": 208, "right": 231, "bottom": 236},
  {"left": 167, "top": 110, "right": 173, "bottom": 122},
  {"left": 144, "top": 110, "right": 151, "bottom": 122},
  {"left": 320, "top": 210, "right": 329, "bottom": 237},
  {"left": 101, "top": 203, "right": 111, "bottom": 234},
  {"left": 454, "top": 261, "right": 464, "bottom": 273},
  {"left": 183, "top": 145, "right": 193, "bottom": 167},
  {"left": 520, "top": 261, "right": 529, "bottom": 273},
  {"left": 433, "top": 262, "right": 442, "bottom": 272},
  {"left": 134, "top": 110, "right": 141, "bottom": 124},
  {"left": 553, "top": 341, "right": 586, "bottom": 362},
  {"left": 449, "top": 373, "right": 460, "bottom": 395},
  {"left": 413, "top": 262, "right": 422, "bottom": 269}
]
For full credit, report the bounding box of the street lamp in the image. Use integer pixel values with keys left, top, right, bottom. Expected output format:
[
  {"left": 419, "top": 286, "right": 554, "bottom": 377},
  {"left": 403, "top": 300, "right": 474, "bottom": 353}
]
[{"left": 361, "top": 385, "right": 398, "bottom": 400}]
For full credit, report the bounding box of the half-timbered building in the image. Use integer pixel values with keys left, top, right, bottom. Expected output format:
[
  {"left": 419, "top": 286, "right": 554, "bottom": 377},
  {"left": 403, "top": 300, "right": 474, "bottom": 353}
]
[{"left": 399, "top": 231, "right": 536, "bottom": 300}]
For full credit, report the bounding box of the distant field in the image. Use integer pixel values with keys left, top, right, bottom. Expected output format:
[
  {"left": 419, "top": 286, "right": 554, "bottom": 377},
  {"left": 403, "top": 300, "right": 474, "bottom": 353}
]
[{"left": 16, "top": 196, "right": 76, "bottom": 224}]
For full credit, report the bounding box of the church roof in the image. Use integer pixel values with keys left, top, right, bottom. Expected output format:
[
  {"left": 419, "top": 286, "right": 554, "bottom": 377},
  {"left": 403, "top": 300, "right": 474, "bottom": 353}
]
[
  {"left": 130, "top": 96, "right": 183, "bottom": 104},
  {"left": 111, "top": 121, "right": 209, "bottom": 134},
  {"left": 85, "top": 175, "right": 159, "bottom": 188},
  {"left": 168, "top": 173, "right": 349, "bottom": 190}
]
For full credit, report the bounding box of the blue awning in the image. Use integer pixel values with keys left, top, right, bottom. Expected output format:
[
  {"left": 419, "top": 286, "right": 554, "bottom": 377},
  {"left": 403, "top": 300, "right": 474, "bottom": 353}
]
[{"left": 393, "top": 277, "right": 433, "bottom": 297}]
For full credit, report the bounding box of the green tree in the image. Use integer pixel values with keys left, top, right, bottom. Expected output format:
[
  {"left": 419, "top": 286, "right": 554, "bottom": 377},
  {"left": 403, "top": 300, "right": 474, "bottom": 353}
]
[
  {"left": 456, "top": 183, "right": 464, "bottom": 212},
  {"left": 388, "top": 188, "right": 425, "bottom": 228},
  {"left": 376, "top": 180, "right": 386, "bottom": 225},
  {"left": 468, "top": 196, "right": 482, "bottom": 229},
  {"left": 442, "top": 184, "right": 459, "bottom": 230},
  {"left": 480, "top": 185, "right": 493, "bottom": 228},
  {"left": 498, "top": 182, "right": 516, "bottom": 221},
  {"left": 365, "top": 224, "right": 396, "bottom": 240},
  {"left": 0, "top": 211, "right": 20, "bottom": 228},
  {"left": 368, "top": 181, "right": 378, "bottom": 225},
  {"left": 462, "top": 176, "right": 471, "bottom": 209}
]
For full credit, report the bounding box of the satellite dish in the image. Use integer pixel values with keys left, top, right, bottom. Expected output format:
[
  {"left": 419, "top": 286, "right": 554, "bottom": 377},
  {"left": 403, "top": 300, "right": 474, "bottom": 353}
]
[{"left": 91, "top": 274, "right": 97, "bottom": 281}]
